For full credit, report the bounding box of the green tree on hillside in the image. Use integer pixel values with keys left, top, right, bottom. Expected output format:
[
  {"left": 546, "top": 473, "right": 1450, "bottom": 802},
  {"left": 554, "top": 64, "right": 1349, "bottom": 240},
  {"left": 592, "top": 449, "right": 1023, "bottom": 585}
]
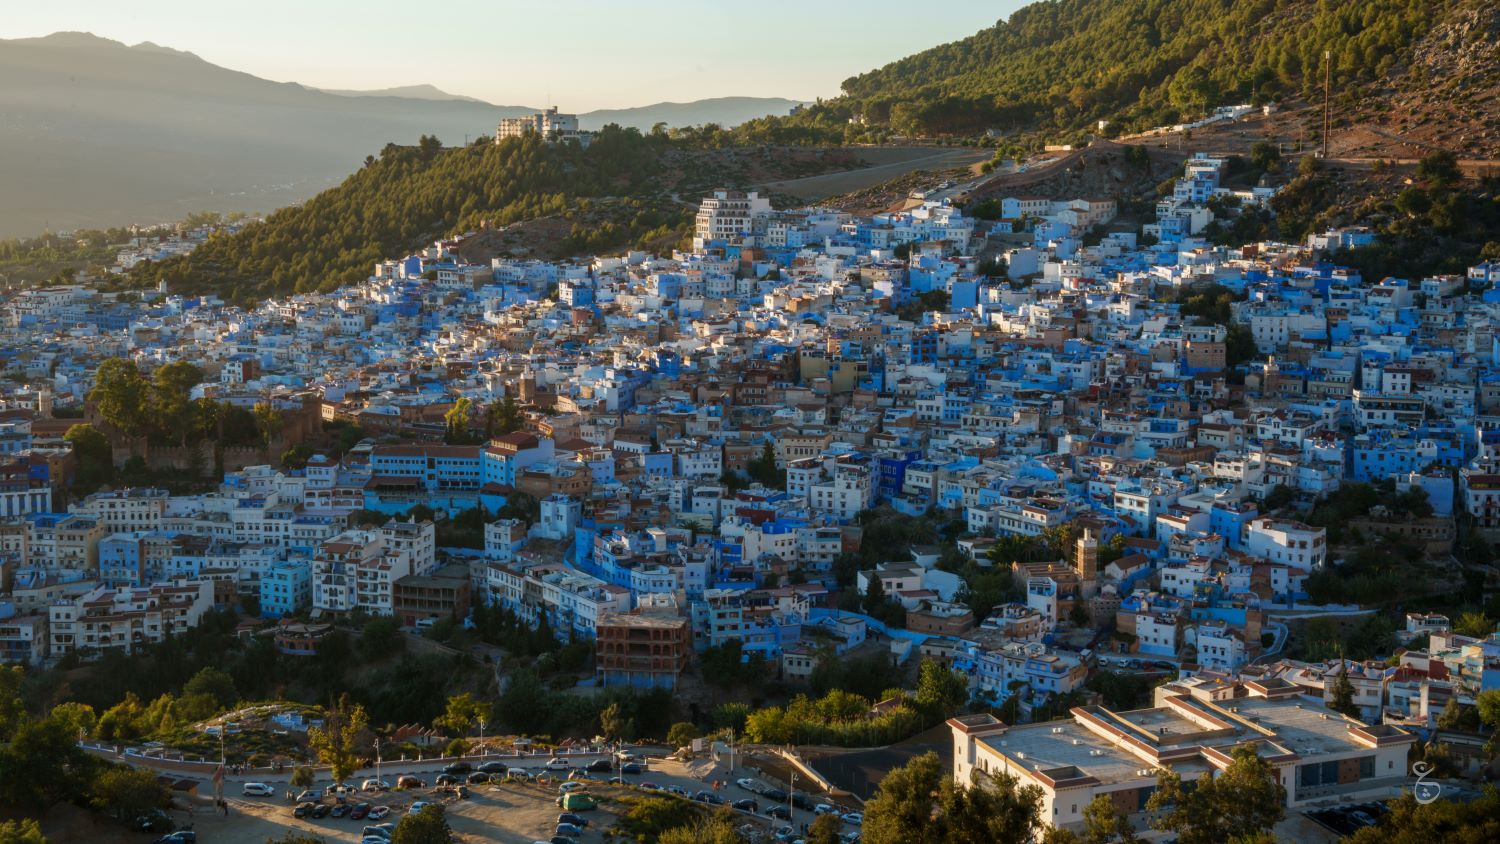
[
  {"left": 308, "top": 694, "right": 368, "bottom": 784},
  {"left": 444, "top": 398, "right": 474, "bottom": 445},
  {"left": 1147, "top": 744, "right": 1286, "bottom": 844},
  {"left": 64, "top": 423, "right": 114, "bottom": 490},
  {"left": 90, "top": 358, "right": 150, "bottom": 442}
]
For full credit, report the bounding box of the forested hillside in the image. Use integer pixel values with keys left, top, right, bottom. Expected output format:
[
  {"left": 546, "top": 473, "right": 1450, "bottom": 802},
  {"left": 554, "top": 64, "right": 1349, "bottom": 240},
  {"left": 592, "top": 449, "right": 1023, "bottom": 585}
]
[
  {"left": 120, "top": 129, "right": 868, "bottom": 301},
  {"left": 124, "top": 130, "right": 680, "bottom": 301},
  {"left": 777, "top": 0, "right": 1486, "bottom": 139}
]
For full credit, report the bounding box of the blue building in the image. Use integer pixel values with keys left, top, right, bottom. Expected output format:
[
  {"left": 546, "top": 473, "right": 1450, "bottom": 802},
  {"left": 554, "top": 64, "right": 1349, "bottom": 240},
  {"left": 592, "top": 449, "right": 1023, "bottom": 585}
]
[{"left": 261, "top": 562, "right": 311, "bottom": 618}]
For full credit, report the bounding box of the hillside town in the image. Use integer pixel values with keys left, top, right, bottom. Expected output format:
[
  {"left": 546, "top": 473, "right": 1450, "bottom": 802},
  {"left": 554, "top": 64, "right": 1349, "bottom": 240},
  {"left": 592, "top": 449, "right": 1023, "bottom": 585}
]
[{"left": 4, "top": 150, "right": 1500, "bottom": 839}]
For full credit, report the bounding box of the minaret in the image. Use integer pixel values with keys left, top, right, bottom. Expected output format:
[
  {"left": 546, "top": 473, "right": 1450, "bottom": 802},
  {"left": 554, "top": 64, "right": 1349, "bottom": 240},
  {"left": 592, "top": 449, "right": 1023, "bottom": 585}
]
[
  {"left": 1076, "top": 524, "right": 1099, "bottom": 599},
  {"left": 517, "top": 368, "right": 537, "bottom": 404}
]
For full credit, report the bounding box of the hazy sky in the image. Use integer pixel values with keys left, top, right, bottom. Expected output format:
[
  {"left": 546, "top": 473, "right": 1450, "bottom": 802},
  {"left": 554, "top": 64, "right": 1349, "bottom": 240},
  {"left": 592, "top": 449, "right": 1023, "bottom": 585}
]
[{"left": 3, "top": 0, "right": 1027, "bottom": 110}]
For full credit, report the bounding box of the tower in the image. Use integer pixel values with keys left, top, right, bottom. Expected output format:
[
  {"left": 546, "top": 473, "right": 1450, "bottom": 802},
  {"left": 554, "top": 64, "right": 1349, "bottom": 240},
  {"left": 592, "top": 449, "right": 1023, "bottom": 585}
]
[
  {"left": 517, "top": 369, "right": 537, "bottom": 404},
  {"left": 1075, "top": 524, "right": 1100, "bottom": 599}
]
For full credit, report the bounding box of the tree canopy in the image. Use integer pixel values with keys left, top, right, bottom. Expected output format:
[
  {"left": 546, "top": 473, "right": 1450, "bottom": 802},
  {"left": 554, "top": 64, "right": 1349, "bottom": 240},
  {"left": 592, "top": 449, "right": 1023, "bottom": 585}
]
[{"left": 1147, "top": 744, "right": 1286, "bottom": 844}]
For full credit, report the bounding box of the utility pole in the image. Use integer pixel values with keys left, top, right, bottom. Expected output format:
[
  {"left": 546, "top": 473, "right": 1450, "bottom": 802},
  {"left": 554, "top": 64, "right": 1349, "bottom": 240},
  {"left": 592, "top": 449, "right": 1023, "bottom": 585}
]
[
  {"left": 789, "top": 769, "right": 798, "bottom": 830},
  {"left": 1321, "top": 49, "right": 1332, "bottom": 160}
]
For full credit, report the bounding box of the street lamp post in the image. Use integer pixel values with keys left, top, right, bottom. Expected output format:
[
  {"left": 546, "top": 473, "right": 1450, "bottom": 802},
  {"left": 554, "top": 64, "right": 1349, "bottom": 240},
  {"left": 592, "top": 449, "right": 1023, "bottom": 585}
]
[
  {"left": 478, "top": 719, "right": 486, "bottom": 757},
  {"left": 789, "top": 769, "right": 798, "bottom": 830},
  {"left": 375, "top": 738, "right": 382, "bottom": 788}
]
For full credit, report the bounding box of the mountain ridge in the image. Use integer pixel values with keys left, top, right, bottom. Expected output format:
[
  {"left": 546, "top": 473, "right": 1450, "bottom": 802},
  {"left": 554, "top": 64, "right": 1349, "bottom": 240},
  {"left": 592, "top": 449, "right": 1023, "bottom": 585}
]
[{"left": 0, "top": 33, "right": 806, "bottom": 237}]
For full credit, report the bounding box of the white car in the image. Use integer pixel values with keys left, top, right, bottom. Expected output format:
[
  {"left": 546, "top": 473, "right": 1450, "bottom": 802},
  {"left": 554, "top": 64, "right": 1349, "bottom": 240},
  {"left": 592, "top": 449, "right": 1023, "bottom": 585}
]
[
  {"left": 736, "top": 778, "right": 758, "bottom": 792},
  {"left": 362, "top": 778, "right": 390, "bottom": 792},
  {"left": 241, "top": 782, "right": 275, "bottom": 797},
  {"left": 843, "top": 811, "right": 863, "bottom": 825},
  {"left": 408, "top": 801, "right": 430, "bottom": 814},
  {"left": 814, "top": 803, "right": 838, "bottom": 815},
  {"left": 545, "top": 758, "right": 573, "bottom": 771}
]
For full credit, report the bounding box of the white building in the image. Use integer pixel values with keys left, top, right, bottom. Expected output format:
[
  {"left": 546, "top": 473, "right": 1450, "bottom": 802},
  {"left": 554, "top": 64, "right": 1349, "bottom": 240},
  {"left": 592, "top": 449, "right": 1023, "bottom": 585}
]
[
  {"left": 1244, "top": 518, "right": 1326, "bottom": 571},
  {"left": 47, "top": 580, "right": 213, "bottom": 658},
  {"left": 694, "top": 189, "right": 772, "bottom": 248}
]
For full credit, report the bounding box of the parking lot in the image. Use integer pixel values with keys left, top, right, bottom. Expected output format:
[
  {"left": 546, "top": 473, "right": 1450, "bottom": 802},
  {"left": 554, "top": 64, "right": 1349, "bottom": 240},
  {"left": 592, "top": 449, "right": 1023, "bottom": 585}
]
[
  {"left": 148, "top": 753, "right": 861, "bottom": 843},
  {"left": 1305, "top": 799, "right": 1390, "bottom": 837}
]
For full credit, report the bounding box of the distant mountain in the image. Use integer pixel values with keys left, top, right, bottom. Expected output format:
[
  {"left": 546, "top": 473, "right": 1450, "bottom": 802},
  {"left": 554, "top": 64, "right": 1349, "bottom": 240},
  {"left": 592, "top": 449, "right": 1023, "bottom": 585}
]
[
  {"left": 0, "top": 33, "right": 810, "bottom": 237},
  {"left": 0, "top": 33, "right": 535, "bottom": 237},
  {"left": 578, "top": 97, "right": 806, "bottom": 131},
  {"left": 318, "top": 83, "right": 493, "bottom": 104}
]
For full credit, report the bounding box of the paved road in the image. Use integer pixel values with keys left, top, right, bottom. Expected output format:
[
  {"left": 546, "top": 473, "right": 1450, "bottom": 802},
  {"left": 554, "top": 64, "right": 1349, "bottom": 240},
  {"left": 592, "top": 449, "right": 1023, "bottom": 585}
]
[{"left": 763, "top": 148, "right": 989, "bottom": 201}]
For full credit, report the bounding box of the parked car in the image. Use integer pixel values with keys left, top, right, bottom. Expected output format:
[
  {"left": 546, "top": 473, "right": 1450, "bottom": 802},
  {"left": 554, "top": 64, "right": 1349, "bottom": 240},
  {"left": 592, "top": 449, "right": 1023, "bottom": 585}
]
[
  {"left": 477, "top": 760, "right": 509, "bottom": 774},
  {"left": 763, "top": 788, "right": 788, "bottom": 803},
  {"left": 544, "top": 758, "right": 573, "bottom": 771},
  {"left": 361, "top": 779, "right": 390, "bottom": 791},
  {"left": 443, "top": 762, "right": 473, "bottom": 775},
  {"left": 843, "top": 811, "right": 863, "bottom": 825},
  {"left": 620, "top": 762, "right": 643, "bottom": 775},
  {"left": 639, "top": 782, "right": 663, "bottom": 792},
  {"left": 558, "top": 792, "right": 597, "bottom": 811},
  {"left": 767, "top": 805, "right": 791, "bottom": 820},
  {"left": 361, "top": 824, "right": 393, "bottom": 840},
  {"left": 815, "top": 803, "right": 838, "bottom": 815},
  {"left": 295, "top": 790, "right": 321, "bottom": 803},
  {"left": 242, "top": 782, "right": 275, "bottom": 797},
  {"left": 585, "top": 759, "right": 612, "bottom": 773},
  {"left": 310, "top": 803, "right": 332, "bottom": 819},
  {"left": 557, "top": 781, "right": 585, "bottom": 795},
  {"left": 773, "top": 827, "right": 796, "bottom": 842},
  {"left": 694, "top": 790, "right": 724, "bottom": 805},
  {"left": 607, "top": 776, "right": 626, "bottom": 785},
  {"left": 732, "top": 798, "right": 759, "bottom": 813},
  {"left": 134, "top": 810, "right": 174, "bottom": 832},
  {"left": 350, "top": 803, "right": 371, "bottom": 820},
  {"left": 557, "top": 812, "right": 590, "bottom": 828},
  {"left": 367, "top": 806, "right": 391, "bottom": 820},
  {"left": 435, "top": 774, "right": 461, "bottom": 786},
  {"left": 735, "top": 778, "right": 759, "bottom": 792},
  {"left": 792, "top": 793, "right": 815, "bottom": 810},
  {"left": 505, "top": 770, "right": 532, "bottom": 782},
  {"left": 663, "top": 784, "right": 687, "bottom": 796},
  {"left": 151, "top": 833, "right": 196, "bottom": 844},
  {"left": 331, "top": 803, "right": 353, "bottom": 818},
  {"left": 554, "top": 822, "right": 583, "bottom": 838},
  {"left": 293, "top": 802, "right": 317, "bottom": 819},
  {"left": 396, "top": 775, "right": 425, "bottom": 789}
]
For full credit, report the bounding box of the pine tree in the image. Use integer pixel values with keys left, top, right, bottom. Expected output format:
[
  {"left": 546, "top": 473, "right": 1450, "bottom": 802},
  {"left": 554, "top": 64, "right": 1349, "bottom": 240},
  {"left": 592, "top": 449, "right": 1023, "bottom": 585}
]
[{"left": 1329, "top": 663, "right": 1360, "bottom": 718}]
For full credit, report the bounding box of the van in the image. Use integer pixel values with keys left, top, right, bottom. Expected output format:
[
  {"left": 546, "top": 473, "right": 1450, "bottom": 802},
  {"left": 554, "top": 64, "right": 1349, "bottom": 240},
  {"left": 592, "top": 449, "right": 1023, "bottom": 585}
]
[{"left": 559, "top": 792, "right": 597, "bottom": 811}]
